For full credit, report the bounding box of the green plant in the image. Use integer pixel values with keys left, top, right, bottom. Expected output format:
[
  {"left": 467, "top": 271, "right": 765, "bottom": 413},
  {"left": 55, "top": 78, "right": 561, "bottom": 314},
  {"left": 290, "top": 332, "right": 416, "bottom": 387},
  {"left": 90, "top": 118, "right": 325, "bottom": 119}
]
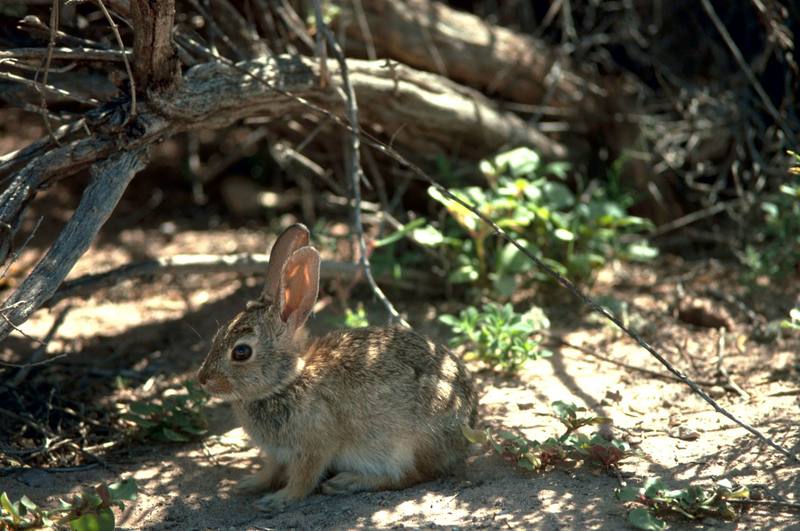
[
  {"left": 617, "top": 477, "right": 750, "bottom": 530},
  {"left": 344, "top": 303, "right": 369, "bottom": 328},
  {"left": 463, "top": 401, "right": 630, "bottom": 471},
  {"left": 423, "top": 147, "right": 656, "bottom": 297},
  {"left": 440, "top": 302, "right": 551, "bottom": 372},
  {"left": 1, "top": 479, "right": 137, "bottom": 530},
  {"left": 121, "top": 382, "right": 208, "bottom": 443},
  {"left": 740, "top": 150, "right": 800, "bottom": 281},
  {"left": 781, "top": 307, "right": 800, "bottom": 330}
]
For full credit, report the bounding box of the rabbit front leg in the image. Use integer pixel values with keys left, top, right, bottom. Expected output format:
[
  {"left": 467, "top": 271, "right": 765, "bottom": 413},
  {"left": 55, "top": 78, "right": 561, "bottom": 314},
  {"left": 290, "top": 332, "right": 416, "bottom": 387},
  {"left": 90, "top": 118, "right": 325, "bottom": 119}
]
[
  {"left": 253, "top": 449, "right": 330, "bottom": 512},
  {"left": 235, "top": 453, "right": 286, "bottom": 494}
]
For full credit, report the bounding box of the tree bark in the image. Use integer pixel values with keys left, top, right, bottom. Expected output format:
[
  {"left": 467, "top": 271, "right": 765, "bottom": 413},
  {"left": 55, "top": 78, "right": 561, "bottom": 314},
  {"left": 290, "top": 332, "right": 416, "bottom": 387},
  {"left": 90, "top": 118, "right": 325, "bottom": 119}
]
[{"left": 130, "top": 0, "right": 181, "bottom": 92}]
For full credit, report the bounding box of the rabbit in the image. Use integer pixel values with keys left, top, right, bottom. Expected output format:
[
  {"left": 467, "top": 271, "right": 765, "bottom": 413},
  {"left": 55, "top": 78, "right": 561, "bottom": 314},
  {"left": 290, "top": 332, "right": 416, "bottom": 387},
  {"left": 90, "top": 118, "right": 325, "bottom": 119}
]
[{"left": 197, "top": 223, "right": 478, "bottom": 512}]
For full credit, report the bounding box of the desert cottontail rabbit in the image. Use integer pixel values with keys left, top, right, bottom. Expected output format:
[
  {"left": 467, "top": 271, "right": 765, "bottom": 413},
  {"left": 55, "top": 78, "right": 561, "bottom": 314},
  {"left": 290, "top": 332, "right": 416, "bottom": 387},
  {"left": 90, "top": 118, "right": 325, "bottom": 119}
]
[{"left": 197, "top": 224, "right": 477, "bottom": 512}]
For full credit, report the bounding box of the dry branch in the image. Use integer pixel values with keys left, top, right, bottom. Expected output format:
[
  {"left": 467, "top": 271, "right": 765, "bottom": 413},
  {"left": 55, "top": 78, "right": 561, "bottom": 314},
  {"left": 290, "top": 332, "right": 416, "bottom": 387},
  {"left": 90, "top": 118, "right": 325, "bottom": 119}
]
[
  {"left": 0, "top": 149, "right": 147, "bottom": 342},
  {"left": 44, "top": 254, "right": 436, "bottom": 308},
  {"left": 332, "top": 0, "right": 611, "bottom": 115}
]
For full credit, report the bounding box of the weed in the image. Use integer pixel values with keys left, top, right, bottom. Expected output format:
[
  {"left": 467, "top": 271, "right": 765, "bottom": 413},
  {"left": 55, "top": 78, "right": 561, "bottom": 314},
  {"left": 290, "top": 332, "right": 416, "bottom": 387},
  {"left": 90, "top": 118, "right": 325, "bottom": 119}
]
[
  {"left": 617, "top": 477, "right": 750, "bottom": 530},
  {"left": 121, "top": 382, "right": 208, "bottom": 443},
  {"left": 740, "top": 150, "right": 800, "bottom": 281},
  {"left": 1, "top": 478, "right": 137, "bottom": 531},
  {"left": 344, "top": 303, "right": 370, "bottom": 328},
  {"left": 440, "top": 302, "right": 551, "bottom": 372},
  {"left": 781, "top": 307, "right": 800, "bottom": 331},
  {"left": 463, "top": 401, "right": 630, "bottom": 471},
  {"left": 423, "top": 147, "right": 656, "bottom": 297}
]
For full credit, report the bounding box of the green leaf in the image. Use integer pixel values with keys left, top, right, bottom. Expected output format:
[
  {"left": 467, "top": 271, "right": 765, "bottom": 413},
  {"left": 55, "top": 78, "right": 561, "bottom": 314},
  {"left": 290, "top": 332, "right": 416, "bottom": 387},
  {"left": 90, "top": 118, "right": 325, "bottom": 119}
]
[
  {"left": 461, "top": 425, "right": 489, "bottom": 444},
  {"left": 625, "top": 242, "right": 659, "bottom": 262},
  {"left": 373, "top": 218, "right": 427, "bottom": 248},
  {"left": 0, "top": 492, "right": 19, "bottom": 523},
  {"left": 107, "top": 479, "right": 138, "bottom": 502},
  {"left": 643, "top": 478, "right": 666, "bottom": 498},
  {"left": 411, "top": 225, "right": 446, "bottom": 246},
  {"left": 19, "top": 495, "right": 37, "bottom": 511},
  {"left": 628, "top": 508, "right": 666, "bottom": 530},
  {"left": 70, "top": 508, "right": 115, "bottom": 531},
  {"left": 617, "top": 486, "right": 641, "bottom": 502},
  {"left": 128, "top": 402, "right": 161, "bottom": 416},
  {"left": 162, "top": 427, "right": 190, "bottom": 442},
  {"left": 553, "top": 228, "right": 575, "bottom": 241},
  {"left": 480, "top": 147, "right": 540, "bottom": 179}
]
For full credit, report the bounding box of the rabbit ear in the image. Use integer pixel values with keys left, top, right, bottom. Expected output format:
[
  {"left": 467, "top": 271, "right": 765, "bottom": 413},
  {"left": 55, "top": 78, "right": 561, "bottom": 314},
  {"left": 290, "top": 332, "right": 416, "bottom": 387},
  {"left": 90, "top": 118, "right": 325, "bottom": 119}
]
[
  {"left": 263, "top": 224, "right": 310, "bottom": 302},
  {"left": 278, "top": 246, "right": 320, "bottom": 328}
]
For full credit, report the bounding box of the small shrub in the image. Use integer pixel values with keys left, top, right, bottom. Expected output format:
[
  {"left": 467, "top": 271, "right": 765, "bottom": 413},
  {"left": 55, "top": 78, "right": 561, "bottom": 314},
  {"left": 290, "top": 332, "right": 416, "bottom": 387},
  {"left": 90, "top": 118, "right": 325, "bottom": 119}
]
[
  {"left": 781, "top": 307, "right": 800, "bottom": 331},
  {"left": 618, "top": 477, "right": 750, "bottom": 530},
  {"left": 121, "top": 382, "right": 208, "bottom": 443},
  {"left": 423, "top": 147, "right": 656, "bottom": 297},
  {"left": 1, "top": 478, "right": 137, "bottom": 531},
  {"left": 440, "top": 302, "right": 551, "bottom": 372},
  {"left": 463, "top": 401, "right": 630, "bottom": 471},
  {"left": 344, "top": 303, "right": 369, "bottom": 328},
  {"left": 740, "top": 150, "right": 800, "bottom": 281}
]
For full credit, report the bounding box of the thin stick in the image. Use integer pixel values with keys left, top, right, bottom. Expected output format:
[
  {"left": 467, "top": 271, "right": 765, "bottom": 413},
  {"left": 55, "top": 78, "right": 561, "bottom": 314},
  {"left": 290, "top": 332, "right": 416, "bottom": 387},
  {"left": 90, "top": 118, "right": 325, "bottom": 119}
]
[
  {"left": 699, "top": 0, "right": 790, "bottom": 137},
  {"left": 0, "top": 46, "right": 133, "bottom": 62},
  {"left": 313, "top": 0, "right": 409, "bottom": 327},
  {"left": 36, "top": 0, "right": 59, "bottom": 142},
  {"left": 7, "top": 305, "right": 72, "bottom": 384},
  {"left": 0, "top": 71, "right": 99, "bottom": 105},
  {"left": 94, "top": 0, "right": 136, "bottom": 115}
]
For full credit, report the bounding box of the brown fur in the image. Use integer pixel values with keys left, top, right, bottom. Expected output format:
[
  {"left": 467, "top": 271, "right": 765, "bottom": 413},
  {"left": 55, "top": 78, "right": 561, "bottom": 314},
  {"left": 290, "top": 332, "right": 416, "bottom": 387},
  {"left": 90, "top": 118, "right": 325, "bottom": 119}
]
[{"left": 196, "top": 225, "right": 477, "bottom": 512}]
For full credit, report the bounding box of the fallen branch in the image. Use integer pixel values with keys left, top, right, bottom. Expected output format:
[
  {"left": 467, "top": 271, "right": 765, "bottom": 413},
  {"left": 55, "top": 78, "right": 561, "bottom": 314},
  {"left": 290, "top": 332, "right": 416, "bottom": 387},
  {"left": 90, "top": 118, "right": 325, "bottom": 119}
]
[
  {"left": 0, "top": 149, "right": 147, "bottom": 342},
  {"left": 333, "top": 0, "right": 610, "bottom": 116},
  {"left": 1, "top": 54, "right": 565, "bottom": 266}
]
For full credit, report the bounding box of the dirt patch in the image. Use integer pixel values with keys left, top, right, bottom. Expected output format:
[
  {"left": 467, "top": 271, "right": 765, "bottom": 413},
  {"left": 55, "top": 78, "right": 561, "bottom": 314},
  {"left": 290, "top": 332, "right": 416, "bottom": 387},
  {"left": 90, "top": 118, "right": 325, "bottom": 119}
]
[{"left": 1, "top": 221, "right": 798, "bottom": 530}]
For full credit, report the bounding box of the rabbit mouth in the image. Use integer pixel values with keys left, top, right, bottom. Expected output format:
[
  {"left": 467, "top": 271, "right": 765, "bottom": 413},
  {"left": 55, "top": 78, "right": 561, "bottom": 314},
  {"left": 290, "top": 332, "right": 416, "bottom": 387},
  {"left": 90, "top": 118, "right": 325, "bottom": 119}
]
[{"left": 201, "top": 376, "right": 234, "bottom": 396}]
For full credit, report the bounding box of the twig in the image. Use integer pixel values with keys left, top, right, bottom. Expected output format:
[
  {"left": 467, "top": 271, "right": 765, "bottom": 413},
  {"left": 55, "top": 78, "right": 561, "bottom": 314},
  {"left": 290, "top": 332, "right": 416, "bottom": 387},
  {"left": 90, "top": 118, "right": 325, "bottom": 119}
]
[
  {"left": 94, "top": 0, "right": 137, "bottom": 115},
  {"left": 36, "top": 0, "right": 59, "bottom": 142},
  {"left": 699, "top": 0, "right": 791, "bottom": 137},
  {"left": 714, "top": 328, "right": 750, "bottom": 400},
  {"left": 0, "top": 46, "right": 133, "bottom": 62},
  {"left": 546, "top": 334, "right": 717, "bottom": 387},
  {"left": 43, "top": 255, "right": 435, "bottom": 308},
  {"left": 0, "top": 71, "right": 99, "bottom": 105},
  {"left": 8, "top": 305, "right": 72, "bottom": 386},
  {"left": 313, "top": 0, "right": 409, "bottom": 327},
  {"left": 0, "top": 149, "right": 147, "bottom": 343}
]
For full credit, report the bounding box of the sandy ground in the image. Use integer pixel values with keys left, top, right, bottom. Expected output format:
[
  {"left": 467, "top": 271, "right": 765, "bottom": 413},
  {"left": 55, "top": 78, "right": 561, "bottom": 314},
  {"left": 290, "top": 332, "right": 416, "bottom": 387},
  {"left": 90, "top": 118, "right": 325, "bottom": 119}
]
[{"left": 2, "top": 221, "right": 799, "bottom": 530}]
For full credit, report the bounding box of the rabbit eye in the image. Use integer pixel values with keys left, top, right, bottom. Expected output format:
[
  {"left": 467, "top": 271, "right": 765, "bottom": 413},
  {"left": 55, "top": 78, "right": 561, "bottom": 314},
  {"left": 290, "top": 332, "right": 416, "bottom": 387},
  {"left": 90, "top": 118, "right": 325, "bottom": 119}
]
[{"left": 231, "top": 344, "right": 253, "bottom": 362}]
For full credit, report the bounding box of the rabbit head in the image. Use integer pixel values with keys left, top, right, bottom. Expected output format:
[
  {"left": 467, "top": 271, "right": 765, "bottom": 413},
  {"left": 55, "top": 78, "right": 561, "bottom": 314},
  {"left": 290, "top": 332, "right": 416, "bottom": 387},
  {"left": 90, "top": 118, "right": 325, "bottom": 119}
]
[{"left": 197, "top": 224, "right": 320, "bottom": 402}]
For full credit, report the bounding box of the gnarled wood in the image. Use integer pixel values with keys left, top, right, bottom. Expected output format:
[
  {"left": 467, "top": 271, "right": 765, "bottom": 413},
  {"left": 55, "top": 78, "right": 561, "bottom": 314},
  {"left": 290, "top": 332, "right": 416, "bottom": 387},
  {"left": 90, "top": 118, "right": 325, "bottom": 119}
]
[{"left": 130, "top": 0, "right": 180, "bottom": 91}]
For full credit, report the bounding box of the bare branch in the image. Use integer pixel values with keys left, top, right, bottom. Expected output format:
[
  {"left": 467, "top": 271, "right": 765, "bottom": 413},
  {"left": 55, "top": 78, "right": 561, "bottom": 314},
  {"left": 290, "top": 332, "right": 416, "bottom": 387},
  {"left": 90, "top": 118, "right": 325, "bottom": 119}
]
[
  {"left": 313, "top": 0, "right": 408, "bottom": 327},
  {"left": 94, "top": 0, "right": 137, "bottom": 115},
  {"left": 0, "top": 47, "right": 132, "bottom": 62},
  {"left": 0, "top": 71, "right": 99, "bottom": 105},
  {"left": 0, "top": 149, "right": 147, "bottom": 343}
]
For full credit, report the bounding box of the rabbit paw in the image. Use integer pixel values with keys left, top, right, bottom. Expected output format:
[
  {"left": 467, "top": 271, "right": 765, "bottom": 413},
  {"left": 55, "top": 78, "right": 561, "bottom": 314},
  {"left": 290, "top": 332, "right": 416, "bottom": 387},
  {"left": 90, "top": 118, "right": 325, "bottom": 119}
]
[
  {"left": 321, "top": 472, "right": 371, "bottom": 494},
  {"left": 253, "top": 491, "right": 290, "bottom": 513},
  {"left": 235, "top": 473, "right": 272, "bottom": 495}
]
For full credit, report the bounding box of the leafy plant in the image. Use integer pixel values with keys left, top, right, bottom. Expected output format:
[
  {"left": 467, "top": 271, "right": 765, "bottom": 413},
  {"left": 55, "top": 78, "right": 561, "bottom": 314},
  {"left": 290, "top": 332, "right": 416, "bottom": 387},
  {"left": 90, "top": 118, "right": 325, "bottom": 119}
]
[
  {"left": 440, "top": 302, "right": 551, "bottom": 372},
  {"left": 121, "top": 382, "right": 208, "bottom": 443},
  {"left": 423, "top": 147, "right": 656, "bottom": 297},
  {"left": 617, "top": 477, "right": 750, "bottom": 530},
  {"left": 463, "top": 401, "right": 630, "bottom": 471},
  {"left": 740, "top": 150, "right": 800, "bottom": 281},
  {"left": 781, "top": 307, "right": 800, "bottom": 330},
  {"left": 344, "top": 303, "right": 369, "bottom": 328},
  {"left": 1, "top": 479, "right": 137, "bottom": 531}
]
